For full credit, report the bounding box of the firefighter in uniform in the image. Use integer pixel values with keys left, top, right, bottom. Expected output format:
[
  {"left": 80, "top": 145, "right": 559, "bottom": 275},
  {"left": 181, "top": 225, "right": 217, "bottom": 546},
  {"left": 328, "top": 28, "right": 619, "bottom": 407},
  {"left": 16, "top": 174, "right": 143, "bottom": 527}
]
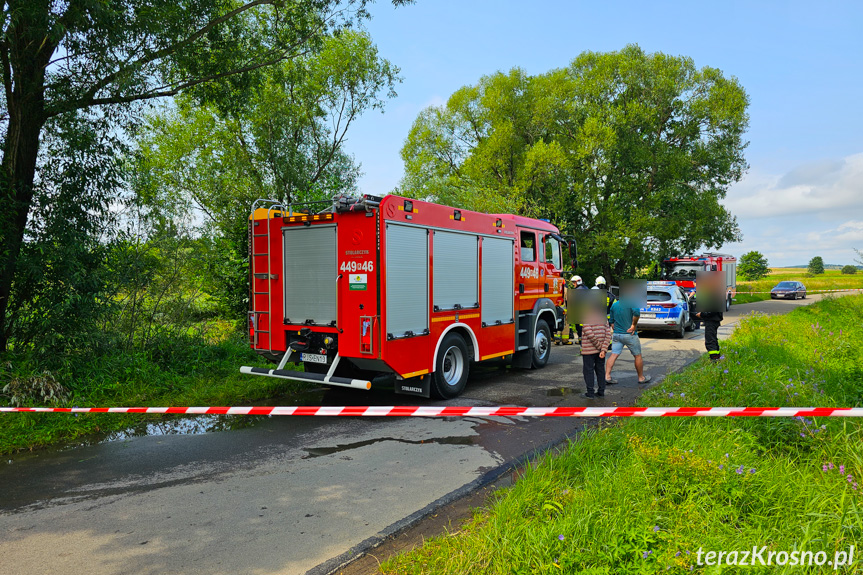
[
  {"left": 572, "top": 275, "right": 589, "bottom": 344},
  {"left": 694, "top": 309, "right": 723, "bottom": 361},
  {"left": 593, "top": 276, "right": 616, "bottom": 350},
  {"left": 592, "top": 276, "right": 616, "bottom": 325},
  {"left": 557, "top": 275, "right": 586, "bottom": 345}
]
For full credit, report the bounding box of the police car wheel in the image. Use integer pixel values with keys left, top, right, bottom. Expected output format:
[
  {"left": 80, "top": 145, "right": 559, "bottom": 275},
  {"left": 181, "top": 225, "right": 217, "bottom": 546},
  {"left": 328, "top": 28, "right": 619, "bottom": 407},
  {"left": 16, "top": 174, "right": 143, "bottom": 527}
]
[
  {"left": 531, "top": 319, "right": 552, "bottom": 369},
  {"left": 675, "top": 321, "right": 685, "bottom": 339},
  {"left": 684, "top": 315, "right": 695, "bottom": 332},
  {"left": 431, "top": 332, "right": 470, "bottom": 399}
]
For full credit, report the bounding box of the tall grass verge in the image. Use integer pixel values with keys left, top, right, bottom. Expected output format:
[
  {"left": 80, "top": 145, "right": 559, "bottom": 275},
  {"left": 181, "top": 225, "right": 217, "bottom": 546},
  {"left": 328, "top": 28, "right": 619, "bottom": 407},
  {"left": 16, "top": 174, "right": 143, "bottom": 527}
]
[{"left": 0, "top": 326, "right": 307, "bottom": 455}]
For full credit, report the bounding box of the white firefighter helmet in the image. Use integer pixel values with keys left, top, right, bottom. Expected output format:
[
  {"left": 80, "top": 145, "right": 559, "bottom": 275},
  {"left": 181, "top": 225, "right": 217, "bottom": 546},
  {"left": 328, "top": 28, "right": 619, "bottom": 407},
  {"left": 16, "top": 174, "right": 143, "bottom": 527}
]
[
  {"left": 570, "top": 275, "right": 583, "bottom": 285},
  {"left": 595, "top": 275, "right": 607, "bottom": 287}
]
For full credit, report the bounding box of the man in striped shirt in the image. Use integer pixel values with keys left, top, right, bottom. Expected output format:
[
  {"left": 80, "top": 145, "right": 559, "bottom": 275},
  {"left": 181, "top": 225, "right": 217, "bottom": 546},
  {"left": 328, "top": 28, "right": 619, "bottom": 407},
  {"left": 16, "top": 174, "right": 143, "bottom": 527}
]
[{"left": 581, "top": 307, "right": 612, "bottom": 398}]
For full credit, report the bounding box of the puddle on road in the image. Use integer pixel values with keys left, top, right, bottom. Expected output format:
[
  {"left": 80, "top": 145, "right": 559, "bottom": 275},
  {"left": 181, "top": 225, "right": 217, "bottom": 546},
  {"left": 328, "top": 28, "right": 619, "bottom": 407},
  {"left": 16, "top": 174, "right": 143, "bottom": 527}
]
[
  {"left": 546, "top": 387, "right": 580, "bottom": 397},
  {"left": 53, "top": 386, "right": 333, "bottom": 451},
  {"left": 303, "top": 436, "right": 475, "bottom": 458},
  {"left": 99, "top": 413, "right": 268, "bottom": 443}
]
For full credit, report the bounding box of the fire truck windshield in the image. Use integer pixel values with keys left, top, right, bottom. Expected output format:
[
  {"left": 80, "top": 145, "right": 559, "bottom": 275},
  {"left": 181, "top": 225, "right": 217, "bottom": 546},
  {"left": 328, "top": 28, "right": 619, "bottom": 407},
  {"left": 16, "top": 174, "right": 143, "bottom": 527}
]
[{"left": 664, "top": 262, "right": 704, "bottom": 279}]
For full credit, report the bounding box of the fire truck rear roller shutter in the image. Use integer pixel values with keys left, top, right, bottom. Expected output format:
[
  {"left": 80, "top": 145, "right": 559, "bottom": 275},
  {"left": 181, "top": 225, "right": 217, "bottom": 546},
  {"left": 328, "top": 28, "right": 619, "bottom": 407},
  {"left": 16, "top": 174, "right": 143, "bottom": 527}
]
[
  {"left": 481, "top": 237, "right": 514, "bottom": 325},
  {"left": 282, "top": 225, "right": 337, "bottom": 326},
  {"left": 433, "top": 231, "right": 478, "bottom": 311},
  {"left": 386, "top": 224, "right": 429, "bottom": 338}
]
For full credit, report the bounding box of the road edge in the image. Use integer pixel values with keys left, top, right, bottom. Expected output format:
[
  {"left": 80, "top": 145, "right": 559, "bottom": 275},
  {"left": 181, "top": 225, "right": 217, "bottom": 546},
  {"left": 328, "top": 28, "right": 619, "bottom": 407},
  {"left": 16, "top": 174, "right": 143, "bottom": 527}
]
[{"left": 303, "top": 422, "right": 586, "bottom": 575}]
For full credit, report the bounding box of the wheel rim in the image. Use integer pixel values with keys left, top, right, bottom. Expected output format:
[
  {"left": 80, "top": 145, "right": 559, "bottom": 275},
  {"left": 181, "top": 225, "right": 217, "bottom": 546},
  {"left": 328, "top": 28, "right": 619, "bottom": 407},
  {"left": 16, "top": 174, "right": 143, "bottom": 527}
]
[
  {"left": 442, "top": 345, "right": 464, "bottom": 387},
  {"left": 535, "top": 329, "right": 549, "bottom": 359}
]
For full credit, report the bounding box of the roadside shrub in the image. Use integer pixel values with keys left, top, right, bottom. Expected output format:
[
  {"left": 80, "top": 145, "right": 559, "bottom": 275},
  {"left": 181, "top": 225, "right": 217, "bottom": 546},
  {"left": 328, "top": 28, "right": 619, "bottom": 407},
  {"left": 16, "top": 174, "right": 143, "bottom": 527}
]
[
  {"left": 1, "top": 361, "right": 70, "bottom": 407},
  {"left": 842, "top": 265, "right": 857, "bottom": 275}
]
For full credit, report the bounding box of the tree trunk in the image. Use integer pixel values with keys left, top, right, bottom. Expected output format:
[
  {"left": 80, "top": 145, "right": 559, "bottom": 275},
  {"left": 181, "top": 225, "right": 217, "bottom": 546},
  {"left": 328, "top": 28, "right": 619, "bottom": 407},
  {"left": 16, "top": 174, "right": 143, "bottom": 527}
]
[{"left": 0, "top": 2, "right": 53, "bottom": 351}]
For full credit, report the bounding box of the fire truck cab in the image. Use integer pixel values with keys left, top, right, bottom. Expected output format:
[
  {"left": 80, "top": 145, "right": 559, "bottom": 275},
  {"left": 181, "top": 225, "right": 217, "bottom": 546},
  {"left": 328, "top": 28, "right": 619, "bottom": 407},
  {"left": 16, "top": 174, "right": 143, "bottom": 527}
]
[
  {"left": 242, "top": 194, "right": 574, "bottom": 399},
  {"left": 661, "top": 253, "right": 737, "bottom": 311}
]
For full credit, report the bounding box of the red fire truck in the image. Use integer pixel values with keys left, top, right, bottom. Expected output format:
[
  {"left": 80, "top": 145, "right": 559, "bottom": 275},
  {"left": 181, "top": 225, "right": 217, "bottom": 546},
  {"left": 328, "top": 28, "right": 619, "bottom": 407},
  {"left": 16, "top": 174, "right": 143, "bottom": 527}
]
[
  {"left": 661, "top": 253, "right": 737, "bottom": 310},
  {"left": 241, "top": 194, "right": 575, "bottom": 399}
]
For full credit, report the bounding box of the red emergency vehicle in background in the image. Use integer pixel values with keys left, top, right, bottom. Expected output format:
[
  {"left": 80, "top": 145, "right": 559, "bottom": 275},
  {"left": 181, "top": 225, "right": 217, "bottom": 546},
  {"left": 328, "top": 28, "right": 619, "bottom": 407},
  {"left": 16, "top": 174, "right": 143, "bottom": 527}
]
[
  {"left": 661, "top": 253, "right": 737, "bottom": 310},
  {"left": 242, "top": 194, "right": 575, "bottom": 399}
]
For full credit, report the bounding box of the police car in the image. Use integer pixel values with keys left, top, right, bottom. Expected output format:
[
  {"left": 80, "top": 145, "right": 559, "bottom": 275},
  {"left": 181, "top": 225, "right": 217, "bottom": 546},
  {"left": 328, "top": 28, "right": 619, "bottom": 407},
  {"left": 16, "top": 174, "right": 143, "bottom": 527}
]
[{"left": 638, "top": 281, "right": 695, "bottom": 338}]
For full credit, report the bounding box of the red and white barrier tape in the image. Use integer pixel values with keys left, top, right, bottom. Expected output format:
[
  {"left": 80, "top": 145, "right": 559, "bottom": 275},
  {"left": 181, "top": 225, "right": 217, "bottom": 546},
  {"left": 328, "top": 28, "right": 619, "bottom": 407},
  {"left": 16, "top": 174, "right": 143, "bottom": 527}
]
[
  {"left": 736, "top": 289, "right": 863, "bottom": 295},
  {"left": 1, "top": 406, "right": 862, "bottom": 417}
]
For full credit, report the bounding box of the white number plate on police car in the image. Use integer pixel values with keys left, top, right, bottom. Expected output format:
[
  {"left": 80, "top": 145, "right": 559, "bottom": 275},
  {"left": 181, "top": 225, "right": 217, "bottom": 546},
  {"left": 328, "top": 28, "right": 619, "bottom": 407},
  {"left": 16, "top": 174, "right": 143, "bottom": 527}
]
[
  {"left": 301, "top": 353, "right": 327, "bottom": 364},
  {"left": 641, "top": 313, "right": 656, "bottom": 319}
]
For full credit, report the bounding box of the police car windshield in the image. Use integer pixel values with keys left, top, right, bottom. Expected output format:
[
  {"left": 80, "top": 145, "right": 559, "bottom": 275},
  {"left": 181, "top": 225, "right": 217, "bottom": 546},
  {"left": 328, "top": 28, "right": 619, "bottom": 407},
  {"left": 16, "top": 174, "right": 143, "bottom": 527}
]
[
  {"left": 665, "top": 263, "right": 703, "bottom": 279},
  {"left": 647, "top": 291, "right": 673, "bottom": 302}
]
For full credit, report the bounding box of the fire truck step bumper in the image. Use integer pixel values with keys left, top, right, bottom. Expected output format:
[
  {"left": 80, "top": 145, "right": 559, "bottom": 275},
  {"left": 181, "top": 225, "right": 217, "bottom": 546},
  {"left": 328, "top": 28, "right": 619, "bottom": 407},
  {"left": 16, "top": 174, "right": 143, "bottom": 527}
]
[{"left": 239, "top": 366, "right": 372, "bottom": 390}]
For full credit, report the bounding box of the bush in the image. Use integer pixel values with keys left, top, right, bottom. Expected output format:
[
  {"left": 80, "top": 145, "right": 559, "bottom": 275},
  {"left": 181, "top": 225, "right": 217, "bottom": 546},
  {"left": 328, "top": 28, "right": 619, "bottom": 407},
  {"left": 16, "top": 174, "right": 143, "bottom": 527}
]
[{"left": 841, "top": 265, "right": 857, "bottom": 275}]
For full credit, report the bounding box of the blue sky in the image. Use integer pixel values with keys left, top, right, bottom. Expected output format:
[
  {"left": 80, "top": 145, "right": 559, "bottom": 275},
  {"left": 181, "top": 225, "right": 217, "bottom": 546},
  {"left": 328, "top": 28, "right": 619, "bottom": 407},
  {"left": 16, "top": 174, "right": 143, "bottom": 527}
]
[{"left": 343, "top": 0, "right": 863, "bottom": 267}]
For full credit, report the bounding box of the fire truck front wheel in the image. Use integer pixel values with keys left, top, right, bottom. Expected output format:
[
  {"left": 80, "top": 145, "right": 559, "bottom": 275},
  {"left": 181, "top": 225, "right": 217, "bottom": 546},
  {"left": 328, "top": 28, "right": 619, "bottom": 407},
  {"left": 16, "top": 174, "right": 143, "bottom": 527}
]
[
  {"left": 532, "top": 319, "right": 552, "bottom": 368},
  {"left": 431, "top": 333, "right": 470, "bottom": 399}
]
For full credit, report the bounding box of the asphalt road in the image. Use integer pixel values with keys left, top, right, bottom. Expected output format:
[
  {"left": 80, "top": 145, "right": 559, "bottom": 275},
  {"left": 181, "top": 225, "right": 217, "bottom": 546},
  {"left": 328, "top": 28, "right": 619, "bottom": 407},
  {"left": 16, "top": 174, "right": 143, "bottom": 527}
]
[{"left": 0, "top": 296, "right": 824, "bottom": 575}]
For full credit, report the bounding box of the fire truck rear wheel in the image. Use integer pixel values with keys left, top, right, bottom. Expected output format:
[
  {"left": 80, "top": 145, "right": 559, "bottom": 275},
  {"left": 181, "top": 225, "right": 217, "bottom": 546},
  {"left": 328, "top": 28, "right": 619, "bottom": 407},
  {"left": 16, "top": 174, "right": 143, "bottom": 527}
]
[
  {"left": 531, "top": 319, "right": 551, "bottom": 369},
  {"left": 431, "top": 333, "right": 470, "bottom": 399}
]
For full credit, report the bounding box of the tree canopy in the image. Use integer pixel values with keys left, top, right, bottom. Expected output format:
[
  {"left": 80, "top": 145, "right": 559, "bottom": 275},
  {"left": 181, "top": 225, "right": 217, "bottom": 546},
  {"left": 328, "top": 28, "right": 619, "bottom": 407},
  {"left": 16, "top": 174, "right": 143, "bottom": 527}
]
[
  {"left": 738, "top": 251, "right": 769, "bottom": 281},
  {"left": 400, "top": 45, "right": 749, "bottom": 282},
  {"left": 0, "top": 0, "right": 409, "bottom": 350},
  {"left": 808, "top": 256, "right": 825, "bottom": 276},
  {"left": 134, "top": 30, "right": 399, "bottom": 235}
]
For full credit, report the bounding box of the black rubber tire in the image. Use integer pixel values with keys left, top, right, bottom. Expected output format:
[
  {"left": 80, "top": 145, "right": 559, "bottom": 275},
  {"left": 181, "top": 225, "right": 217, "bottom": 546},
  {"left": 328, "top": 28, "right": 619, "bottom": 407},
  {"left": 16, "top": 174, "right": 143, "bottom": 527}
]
[
  {"left": 802, "top": 292, "right": 806, "bottom": 299},
  {"left": 675, "top": 321, "right": 685, "bottom": 339},
  {"left": 725, "top": 296, "right": 731, "bottom": 311},
  {"left": 684, "top": 314, "right": 695, "bottom": 332},
  {"left": 531, "top": 319, "right": 552, "bottom": 369},
  {"left": 431, "top": 332, "right": 470, "bottom": 399}
]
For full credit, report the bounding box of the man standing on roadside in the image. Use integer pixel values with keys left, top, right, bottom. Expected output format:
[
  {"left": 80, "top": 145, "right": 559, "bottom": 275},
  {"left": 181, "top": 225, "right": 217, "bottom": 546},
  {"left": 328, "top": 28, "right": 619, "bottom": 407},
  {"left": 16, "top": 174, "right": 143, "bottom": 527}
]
[
  {"left": 605, "top": 281, "right": 651, "bottom": 385},
  {"left": 581, "top": 304, "right": 612, "bottom": 398}
]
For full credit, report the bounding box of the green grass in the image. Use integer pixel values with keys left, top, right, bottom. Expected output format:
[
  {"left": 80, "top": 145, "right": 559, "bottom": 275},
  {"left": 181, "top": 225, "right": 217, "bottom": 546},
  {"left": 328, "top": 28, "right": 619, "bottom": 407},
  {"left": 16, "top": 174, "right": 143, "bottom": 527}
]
[
  {"left": 0, "top": 326, "right": 309, "bottom": 455},
  {"left": 735, "top": 268, "right": 863, "bottom": 304},
  {"left": 381, "top": 296, "right": 863, "bottom": 574}
]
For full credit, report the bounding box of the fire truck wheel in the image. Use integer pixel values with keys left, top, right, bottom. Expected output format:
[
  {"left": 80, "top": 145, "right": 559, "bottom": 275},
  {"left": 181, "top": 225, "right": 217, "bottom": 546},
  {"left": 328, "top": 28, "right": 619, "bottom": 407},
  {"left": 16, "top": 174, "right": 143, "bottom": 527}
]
[
  {"left": 531, "top": 319, "right": 551, "bottom": 368},
  {"left": 431, "top": 333, "right": 470, "bottom": 399}
]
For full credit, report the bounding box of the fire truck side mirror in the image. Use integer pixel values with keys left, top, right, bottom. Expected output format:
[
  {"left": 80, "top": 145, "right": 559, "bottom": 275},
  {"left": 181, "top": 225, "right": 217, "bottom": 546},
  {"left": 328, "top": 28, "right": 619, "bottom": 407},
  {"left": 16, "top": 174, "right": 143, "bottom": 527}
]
[{"left": 568, "top": 238, "right": 578, "bottom": 269}]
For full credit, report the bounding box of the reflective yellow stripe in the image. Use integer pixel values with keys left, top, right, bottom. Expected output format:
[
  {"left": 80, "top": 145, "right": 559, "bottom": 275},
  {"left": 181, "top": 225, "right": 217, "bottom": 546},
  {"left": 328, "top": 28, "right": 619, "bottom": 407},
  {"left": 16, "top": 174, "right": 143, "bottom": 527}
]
[
  {"left": 431, "top": 313, "right": 480, "bottom": 323},
  {"left": 522, "top": 293, "right": 563, "bottom": 300},
  {"left": 481, "top": 350, "right": 513, "bottom": 361},
  {"left": 401, "top": 369, "right": 429, "bottom": 378}
]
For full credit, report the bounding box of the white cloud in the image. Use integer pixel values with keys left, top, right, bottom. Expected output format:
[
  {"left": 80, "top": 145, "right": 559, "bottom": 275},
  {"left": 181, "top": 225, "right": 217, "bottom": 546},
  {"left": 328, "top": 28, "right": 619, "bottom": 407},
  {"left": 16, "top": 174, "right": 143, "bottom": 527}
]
[
  {"left": 721, "top": 153, "right": 863, "bottom": 266},
  {"left": 724, "top": 153, "right": 863, "bottom": 220}
]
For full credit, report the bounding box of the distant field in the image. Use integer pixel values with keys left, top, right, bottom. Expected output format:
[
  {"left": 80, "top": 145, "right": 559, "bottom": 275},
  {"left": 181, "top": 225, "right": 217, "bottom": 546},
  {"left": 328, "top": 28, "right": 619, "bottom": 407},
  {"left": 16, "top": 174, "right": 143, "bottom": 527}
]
[{"left": 735, "top": 268, "right": 863, "bottom": 304}]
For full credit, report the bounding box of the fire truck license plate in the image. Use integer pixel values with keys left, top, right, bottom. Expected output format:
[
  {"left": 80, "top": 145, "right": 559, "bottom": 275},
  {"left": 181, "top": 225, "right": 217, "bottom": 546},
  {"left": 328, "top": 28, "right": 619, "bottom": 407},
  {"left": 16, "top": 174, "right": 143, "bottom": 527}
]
[{"left": 301, "top": 353, "right": 328, "bottom": 365}]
